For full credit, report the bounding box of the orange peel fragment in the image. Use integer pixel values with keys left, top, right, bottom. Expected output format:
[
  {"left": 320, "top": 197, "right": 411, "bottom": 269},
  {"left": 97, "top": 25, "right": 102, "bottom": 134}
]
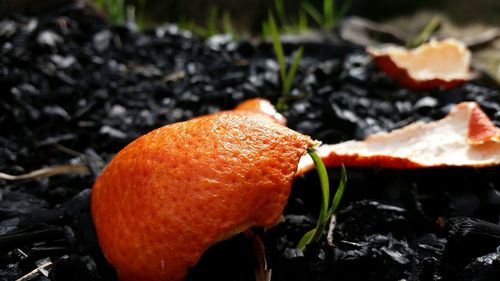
[
  {"left": 297, "top": 102, "right": 500, "bottom": 175},
  {"left": 234, "top": 98, "right": 287, "bottom": 126},
  {"left": 367, "top": 39, "right": 471, "bottom": 90},
  {"left": 91, "top": 99, "right": 312, "bottom": 281}
]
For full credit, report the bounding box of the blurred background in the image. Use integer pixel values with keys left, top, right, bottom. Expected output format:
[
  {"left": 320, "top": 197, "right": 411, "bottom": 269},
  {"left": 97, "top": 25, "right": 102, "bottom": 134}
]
[
  {"left": 1, "top": 0, "right": 500, "bottom": 77},
  {"left": 2, "top": 0, "right": 500, "bottom": 30}
]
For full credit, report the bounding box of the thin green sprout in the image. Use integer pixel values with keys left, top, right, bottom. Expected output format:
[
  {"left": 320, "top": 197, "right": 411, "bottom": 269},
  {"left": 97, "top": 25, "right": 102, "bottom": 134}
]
[
  {"left": 222, "top": 11, "right": 234, "bottom": 36},
  {"left": 297, "top": 149, "right": 347, "bottom": 250},
  {"left": 267, "top": 14, "right": 304, "bottom": 111},
  {"left": 407, "top": 17, "right": 440, "bottom": 48}
]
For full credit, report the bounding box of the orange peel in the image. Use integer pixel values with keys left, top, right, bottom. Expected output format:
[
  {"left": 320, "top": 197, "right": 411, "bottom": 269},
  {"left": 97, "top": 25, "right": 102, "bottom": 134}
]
[
  {"left": 297, "top": 102, "right": 500, "bottom": 175},
  {"left": 91, "top": 99, "right": 313, "bottom": 281},
  {"left": 234, "top": 98, "right": 287, "bottom": 126},
  {"left": 367, "top": 39, "right": 471, "bottom": 90}
]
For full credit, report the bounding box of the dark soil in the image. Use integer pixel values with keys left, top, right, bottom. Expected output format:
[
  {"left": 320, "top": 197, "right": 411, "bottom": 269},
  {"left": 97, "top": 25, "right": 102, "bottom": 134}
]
[{"left": 1, "top": 4, "right": 499, "bottom": 281}]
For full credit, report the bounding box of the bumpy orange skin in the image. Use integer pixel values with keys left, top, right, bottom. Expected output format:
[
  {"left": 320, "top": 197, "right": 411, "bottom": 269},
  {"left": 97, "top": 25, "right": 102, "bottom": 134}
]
[{"left": 91, "top": 111, "right": 311, "bottom": 281}]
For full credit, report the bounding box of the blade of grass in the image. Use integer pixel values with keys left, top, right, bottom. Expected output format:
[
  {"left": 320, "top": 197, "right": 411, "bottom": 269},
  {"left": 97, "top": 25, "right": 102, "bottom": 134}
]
[
  {"left": 297, "top": 149, "right": 347, "bottom": 250},
  {"left": 336, "top": 0, "right": 352, "bottom": 19},
  {"left": 407, "top": 17, "right": 440, "bottom": 48},
  {"left": 326, "top": 164, "right": 346, "bottom": 218},
  {"left": 283, "top": 47, "right": 304, "bottom": 96},
  {"left": 297, "top": 149, "right": 330, "bottom": 250},
  {"left": 223, "top": 11, "right": 234, "bottom": 36},
  {"left": 207, "top": 6, "right": 219, "bottom": 36},
  {"left": 274, "top": 0, "right": 289, "bottom": 27},
  {"left": 268, "top": 14, "right": 287, "bottom": 92},
  {"left": 297, "top": 228, "right": 316, "bottom": 250},
  {"left": 136, "top": 0, "right": 146, "bottom": 30},
  {"left": 323, "top": 0, "right": 334, "bottom": 29},
  {"left": 298, "top": 9, "right": 308, "bottom": 31},
  {"left": 301, "top": 2, "right": 323, "bottom": 26},
  {"left": 262, "top": 21, "right": 271, "bottom": 38}
]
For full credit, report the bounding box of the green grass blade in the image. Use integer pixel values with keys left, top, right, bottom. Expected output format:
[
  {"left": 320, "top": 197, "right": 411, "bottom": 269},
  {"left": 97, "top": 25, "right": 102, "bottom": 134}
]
[
  {"left": 297, "top": 228, "right": 316, "bottom": 250},
  {"left": 283, "top": 47, "right": 304, "bottom": 97},
  {"left": 298, "top": 9, "right": 308, "bottom": 31},
  {"left": 136, "top": 0, "right": 146, "bottom": 30},
  {"left": 95, "top": 0, "right": 106, "bottom": 10},
  {"left": 262, "top": 21, "right": 271, "bottom": 38},
  {"left": 301, "top": 2, "right": 323, "bottom": 26},
  {"left": 327, "top": 164, "right": 347, "bottom": 218},
  {"left": 308, "top": 149, "right": 330, "bottom": 225},
  {"left": 336, "top": 0, "right": 352, "bottom": 19},
  {"left": 222, "top": 11, "right": 234, "bottom": 36},
  {"left": 268, "top": 14, "right": 287, "bottom": 92},
  {"left": 207, "top": 6, "right": 219, "bottom": 36},
  {"left": 274, "top": 0, "right": 288, "bottom": 27},
  {"left": 323, "top": 0, "right": 334, "bottom": 29},
  {"left": 407, "top": 17, "right": 440, "bottom": 48},
  {"left": 297, "top": 152, "right": 347, "bottom": 251}
]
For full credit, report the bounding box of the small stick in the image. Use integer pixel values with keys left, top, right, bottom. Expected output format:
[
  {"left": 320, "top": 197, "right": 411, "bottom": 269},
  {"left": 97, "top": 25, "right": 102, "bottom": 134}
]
[
  {"left": 327, "top": 214, "right": 337, "bottom": 247},
  {"left": 15, "top": 261, "right": 53, "bottom": 281},
  {"left": 0, "top": 164, "right": 90, "bottom": 181}
]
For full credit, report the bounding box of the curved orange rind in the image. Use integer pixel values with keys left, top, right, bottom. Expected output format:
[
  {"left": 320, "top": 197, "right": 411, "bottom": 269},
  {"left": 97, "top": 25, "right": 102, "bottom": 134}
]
[
  {"left": 367, "top": 39, "right": 471, "bottom": 90},
  {"left": 297, "top": 102, "right": 500, "bottom": 175},
  {"left": 91, "top": 99, "right": 313, "bottom": 281}
]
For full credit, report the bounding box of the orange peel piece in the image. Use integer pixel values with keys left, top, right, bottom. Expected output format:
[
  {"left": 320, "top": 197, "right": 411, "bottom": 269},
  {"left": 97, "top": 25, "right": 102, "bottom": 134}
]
[
  {"left": 367, "top": 39, "right": 471, "bottom": 90},
  {"left": 297, "top": 102, "right": 500, "bottom": 175},
  {"left": 91, "top": 100, "right": 312, "bottom": 281},
  {"left": 234, "top": 98, "right": 287, "bottom": 126}
]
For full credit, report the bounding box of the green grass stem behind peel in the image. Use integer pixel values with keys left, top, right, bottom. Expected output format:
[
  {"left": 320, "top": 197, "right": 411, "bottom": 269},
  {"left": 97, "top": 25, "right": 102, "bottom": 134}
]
[
  {"left": 297, "top": 149, "right": 347, "bottom": 250},
  {"left": 267, "top": 14, "right": 304, "bottom": 111}
]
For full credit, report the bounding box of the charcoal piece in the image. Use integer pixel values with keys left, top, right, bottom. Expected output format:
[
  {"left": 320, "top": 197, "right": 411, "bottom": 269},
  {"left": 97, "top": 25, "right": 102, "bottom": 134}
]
[
  {"left": 341, "top": 53, "right": 370, "bottom": 86},
  {"left": 280, "top": 248, "right": 308, "bottom": 281},
  {"left": 413, "top": 96, "right": 439, "bottom": 114},
  {"left": 448, "top": 192, "right": 481, "bottom": 217},
  {"left": 444, "top": 217, "right": 500, "bottom": 270},
  {"left": 382, "top": 245, "right": 411, "bottom": 265},
  {"left": 92, "top": 30, "right": 113, "bottom": 52},
  {"left": 477, "top": 188, "right": 500, "bottom": 223},
  {"left": 326, "top": 234, "right": 418, "bottom": 281},
  {"left": 99, "top": 125, "right": 127, "bottom": 139},
  {"left": 0, "top": 208, "right": 65, "bottom": 236},
  {"left": 49, "top": 254, "right": 101, "bottom": 281},
  {"left": 410, "top": 233, "right": 445, "bottom": 259},
  {"left": 50, "top": 54, "right": 76, "bottom": 69},
  {"left": 206, "top": 34, "right": 234, "bottom": 52},
  {"left": 236, "top": 40, "right": 254, "bottom": 57},
  {"left": 60, "top": 189, "right": 90, "bottom": 218},
  {"left": 0, "top": 262, "right": 22, "bottom": 281},
  {"left": 37, "top": 30, "right": 62, "bottom": 48},
  {"left": 458, "top": 251, "right": 500, "bottom": 281},
  {"left": 67, "top": 213, "right": 99, "bottom": 253},
  {"left": 0, "top": 20, "right": 17, "bottom": 38},
  {"left": 335, "top": 200, "right": 412, "bottom": 241},
  {"left": 419, "top": 257, "right": 440, "bottom": 281},
  {"left": 0, "top": 224, "right": 64, "bottom": 252},
  {"left": 43, "top": 105, "right": 71, "bottom": 120},
  {"left": 0, "top": 190, "right": 48, "bottom": 219}
]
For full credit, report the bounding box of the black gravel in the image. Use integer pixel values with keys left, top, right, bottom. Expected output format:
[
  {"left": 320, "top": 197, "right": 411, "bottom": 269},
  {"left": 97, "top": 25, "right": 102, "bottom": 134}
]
[{"left": 1, "top": 5, "right": 500, "bottom": 281}]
